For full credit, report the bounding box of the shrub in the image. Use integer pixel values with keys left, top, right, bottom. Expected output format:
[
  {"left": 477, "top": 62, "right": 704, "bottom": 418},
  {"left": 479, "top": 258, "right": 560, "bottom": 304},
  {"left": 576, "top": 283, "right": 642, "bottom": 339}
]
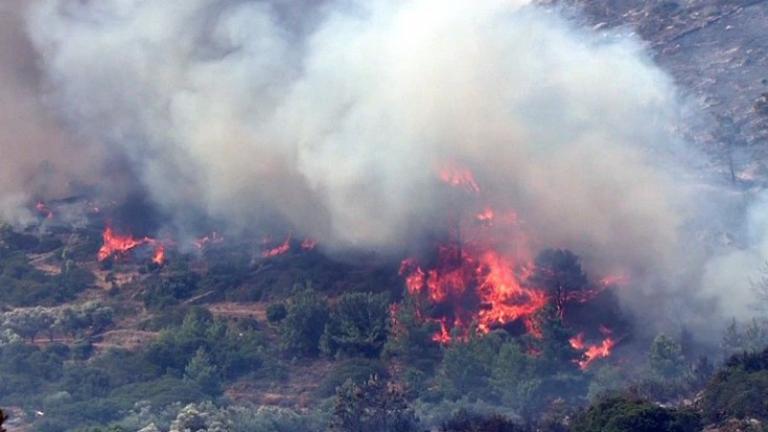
[
  {"left": 571, "top": 396, "right": 700, "bottom": 432},
  {"left": 702, "top": 348, "right": 768, "bottom": 423},
  {"left": 279, "top": 289, "right": 329, "bottom": 357},
  {"left": 321, "top": 292, "right": 390, "bottom": 358},
  {"left": 266, "top": 303, "right": 287, "bottom": 323}
]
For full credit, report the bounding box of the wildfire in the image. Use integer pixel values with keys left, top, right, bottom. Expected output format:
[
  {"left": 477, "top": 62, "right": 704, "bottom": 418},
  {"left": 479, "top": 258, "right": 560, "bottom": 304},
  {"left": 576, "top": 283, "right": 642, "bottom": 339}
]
[
  {"left": 398, "top": 162, "right": 622, "bottom": 362},
  {"left": 36, "top": 201, "right": 53, "bottom": 219},
  {"left": 262, "top": 235, "right": 291, "bottom": 257},
  {"left": 569, "top": 333, "right": 616, "bottom": 369},
  {"left": 599, "top": 274, "right": 629, "bottom": 287},
  {"left": 98, "top": 226, "right": 166, "bottom": 265},
  {"left": 193, "top": 232, "right": 224, "bottom": 249},
  {"left": 301, "top": 238, "right": 318, "bottom": 251},
  {"left": 400, "top": 243, "right": 548, "bottom": 342},
  {"left": 476, "top": 208, "right": 495, "bottom": 225},
  {"left": 439, "top": 164, "right": 480, "bottom": 193}
]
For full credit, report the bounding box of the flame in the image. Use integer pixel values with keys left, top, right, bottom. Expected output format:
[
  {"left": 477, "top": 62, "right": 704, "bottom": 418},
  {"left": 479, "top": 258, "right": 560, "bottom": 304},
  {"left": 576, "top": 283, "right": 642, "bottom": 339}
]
[
  {"left": 98, "top": 226, "right": 166, "bottom": 265},
  {"left": 301, "top": 238, "right": 317, "bottom": 251},
  {"left": 152, "top": 244, "right": 166, "bottom": 265},
  {"left": 569, "top": 332, "right": 616, "bottom": 369},
  {"left": 262, "top": 235, "right": 291, "bottom": 257},
  {"left": 439, "top": 164, "right": 480, "bottom": 193},
  {"left": 476, "top": 208, "right": 495, "bottom": 225},
  {"left": 400, "top": 243, "right": 548, "bottom": 342},
  {"left": 599, "top": 274, "right": 629, "bottom": 287},
  {"left": 35, "top": 201, "right": 53, "bottom": 219},
  {"left": 399, "top": 164, "right": 619, "bottom": 351},
  {"left": 194, "top": 232, "right": 224, "bottom": 249}
]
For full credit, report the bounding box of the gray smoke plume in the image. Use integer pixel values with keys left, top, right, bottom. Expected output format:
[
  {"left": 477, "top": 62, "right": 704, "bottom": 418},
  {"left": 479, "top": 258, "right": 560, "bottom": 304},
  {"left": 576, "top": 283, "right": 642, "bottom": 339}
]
[
  {"left": 7, "top": 0, "right": 751, "bottom": 332},
  {"left": 0, "top": 0, "right": 102, "bottom": 224}
]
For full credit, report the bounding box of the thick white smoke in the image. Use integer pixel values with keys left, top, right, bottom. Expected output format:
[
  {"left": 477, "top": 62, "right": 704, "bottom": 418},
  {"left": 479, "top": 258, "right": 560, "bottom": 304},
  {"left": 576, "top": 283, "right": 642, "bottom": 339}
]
[{"left": 14, "top": 0, "right": 743, "bottom": 329}]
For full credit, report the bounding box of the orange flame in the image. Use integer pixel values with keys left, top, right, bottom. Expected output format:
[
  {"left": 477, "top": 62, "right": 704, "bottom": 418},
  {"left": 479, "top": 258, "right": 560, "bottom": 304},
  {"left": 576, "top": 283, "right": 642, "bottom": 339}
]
[
  {"left": 569, "top": 332, "right": 616, "bottom": 369},
  {"left": 98, "top": 226, "right": 166, "bottom": 265},
  {"left": 262, "top": 235, "right": 291, "bottom": 257},
  {"left": 400, "top": 244, "right": 548, "bottom": 342}
]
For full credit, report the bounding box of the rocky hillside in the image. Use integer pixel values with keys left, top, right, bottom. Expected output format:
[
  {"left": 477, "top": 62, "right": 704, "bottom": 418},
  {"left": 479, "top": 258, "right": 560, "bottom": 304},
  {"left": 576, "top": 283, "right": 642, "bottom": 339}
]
[{"left": 548, "top": 0, "right": 768, "bottom": 179}]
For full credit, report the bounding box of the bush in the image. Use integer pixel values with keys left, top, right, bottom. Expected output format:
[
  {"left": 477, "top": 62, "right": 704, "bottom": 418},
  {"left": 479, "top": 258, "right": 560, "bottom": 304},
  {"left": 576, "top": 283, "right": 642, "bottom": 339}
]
[
  {"left": 266, "top": 303, "right": 287, "bottom": 323},
  {"left": 316, "top": 358, "right": 389, "bottom": 398},
  {"left": 321, "top": 292, "right": 390, "bottom": 358},
  {"left": 702, "top": 348, "right": 768, "bottom": 423},
  {"left": 279, "top": 289, "right": 329, "bottom": 357},
  {"left": 571, "top": 396, "right": 700, "bottom": 432},
  {"left": 330, "top": 375, "right": 419, "bottom": 432},
  {"left": 441, "top": 409, "right": 526, "bottom": 432}
]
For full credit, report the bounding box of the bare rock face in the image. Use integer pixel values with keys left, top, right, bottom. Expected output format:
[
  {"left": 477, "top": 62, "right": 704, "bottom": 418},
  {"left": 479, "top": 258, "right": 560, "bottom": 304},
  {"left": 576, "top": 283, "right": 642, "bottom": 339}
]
[{"left": 544, "top": 0, "right": 768, "bottom": 178}]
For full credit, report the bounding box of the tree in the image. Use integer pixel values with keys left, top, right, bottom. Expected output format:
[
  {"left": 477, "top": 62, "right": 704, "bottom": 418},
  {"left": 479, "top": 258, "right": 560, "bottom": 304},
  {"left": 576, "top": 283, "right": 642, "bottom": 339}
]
[
  {"left": 529, "top": 249, "right": 588, "bottom": 319},
  {"left": 438, "top": 330, "right": 501, "bottom": 399},
  {"left": 280, "top": 289, "right": 329, "bottom": 357},
  {"left": 383, "top": 296, "right": 441, "bottom": 371},
  {"left": 330, "top": 375, "right": 419, "bottom": 432},
  {"left": 532, "top": 306, "right": 581, "bottom": 375},
  {"left": 321, "top": 292, "right": 390, "bottom": 358},
  {"left": 649, "top": 334, "right": 686, "bottom": 379},
  {"left": 184, "top": 347, "right": 220, "bottom": 394}
]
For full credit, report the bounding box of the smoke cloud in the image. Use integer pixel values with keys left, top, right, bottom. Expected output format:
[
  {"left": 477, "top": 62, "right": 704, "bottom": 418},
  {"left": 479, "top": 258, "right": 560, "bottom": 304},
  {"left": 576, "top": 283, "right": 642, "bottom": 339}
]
[
  {"left": 8, "top": 0, "right": 743, "bottom": 330},
  {"left": 0, "top": 0, "right": 102, "bottom": 224}
]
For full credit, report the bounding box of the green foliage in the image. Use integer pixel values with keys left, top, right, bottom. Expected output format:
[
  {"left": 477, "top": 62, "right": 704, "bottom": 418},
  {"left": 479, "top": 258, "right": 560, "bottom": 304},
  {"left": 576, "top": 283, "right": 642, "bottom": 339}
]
[
  {"left": 0, "top": 250, "right": 92, "bottom": 306},
  {"left": 702, "top": 347, "right": 768, "bottom": 423},
  {"left": 571, "top": 396, "right": 701, "bottom": 432},
  {"left": 531, "top": 306, "right": 581, "bottom": 375},
  {"left": 279, "top": 289, "right": 329, "bottom": 357},
  {"left": 721, "top": 318, "right": 768, "bottom": 357},
  {"left": 440, "top": 409, "right": 526, "bottom": 432},
  {"left": 184, "top": 348, "right": 221, "bottom": 395},
  {"left": 146, "top": 307, "right": 264, "bottom": 379},
  {"left": 321, "top": 292, "right": 390, "bottom": 358},
  {"left": 330, "top": 375, "right": 419, "bottom": 432},
  {"left": 316, "top": 358, "right": 389, "bottom": 398},
  {"left": 438, "top": 330, "right": 502, "bottom": 400},
  {"left": 266, "top": 303, "right": 287, "bottom": 323},
  {"left": 142, "top": 272, "right": 201, "bottom": 309},
  {"left": 649, "top": 334, "right": 687, "bottom": 379},
  {"left": 383, "top": 296, "right": 441, "bottom": 370}
]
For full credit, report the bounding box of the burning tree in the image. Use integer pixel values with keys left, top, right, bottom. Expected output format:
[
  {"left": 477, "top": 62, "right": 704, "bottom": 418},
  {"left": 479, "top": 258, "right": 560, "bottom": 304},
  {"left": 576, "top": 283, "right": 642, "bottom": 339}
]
[{"left": 528, "top": 249, "right": 588, "bottom": 320}]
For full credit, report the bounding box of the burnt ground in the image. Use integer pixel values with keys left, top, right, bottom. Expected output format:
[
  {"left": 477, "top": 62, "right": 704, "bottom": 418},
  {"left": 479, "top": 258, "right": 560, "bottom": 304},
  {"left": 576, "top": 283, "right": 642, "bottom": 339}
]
[{"left": 545, "top": 0, "right": 768, "bottom": 178}]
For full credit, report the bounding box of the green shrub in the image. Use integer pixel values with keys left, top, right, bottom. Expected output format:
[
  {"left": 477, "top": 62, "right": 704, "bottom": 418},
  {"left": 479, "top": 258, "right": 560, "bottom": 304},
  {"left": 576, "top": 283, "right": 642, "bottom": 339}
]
[
  {"left": 321, "top": 292, "right": 390, "bottom": 358},
  {"left": 279, "top": 289, "right": 329, "bottom": 357},
  {"left": 266, "top": 303, "right": 287, "bottom": 323},
  {"left": 571, "top": 396, "right": 700, "bottom": 432},
  {"left": 702, "top": 348, "right": 768, "bottom": 423}
]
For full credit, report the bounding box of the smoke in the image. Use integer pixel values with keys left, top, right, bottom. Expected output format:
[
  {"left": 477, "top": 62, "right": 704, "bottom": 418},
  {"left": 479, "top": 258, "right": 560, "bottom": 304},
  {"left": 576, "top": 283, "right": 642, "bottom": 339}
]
[
  {"left": 10, "top": 0, "right": 739, "bottom": 328},
  {"left": 0, "top": 0, "right": 103, "bottom": 225}
]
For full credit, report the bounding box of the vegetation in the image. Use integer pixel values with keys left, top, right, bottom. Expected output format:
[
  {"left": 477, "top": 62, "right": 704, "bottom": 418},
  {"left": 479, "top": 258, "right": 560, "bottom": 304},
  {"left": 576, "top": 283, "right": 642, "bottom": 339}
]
[
  {"left": 571, "top": 396, "right": 701, "bottom": 432},
  {"left": 1, "top": 222, "right": 768, "bottom": 432}
]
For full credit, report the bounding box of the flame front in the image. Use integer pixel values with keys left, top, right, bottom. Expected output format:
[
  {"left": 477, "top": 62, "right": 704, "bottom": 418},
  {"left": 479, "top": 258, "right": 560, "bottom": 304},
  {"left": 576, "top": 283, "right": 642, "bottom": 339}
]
[
  {"left": 98, "top": 226, "right": 166, "bottom": 265},
  {"left": 398, "top": 162, "right": 622, "bottom": 366}
]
